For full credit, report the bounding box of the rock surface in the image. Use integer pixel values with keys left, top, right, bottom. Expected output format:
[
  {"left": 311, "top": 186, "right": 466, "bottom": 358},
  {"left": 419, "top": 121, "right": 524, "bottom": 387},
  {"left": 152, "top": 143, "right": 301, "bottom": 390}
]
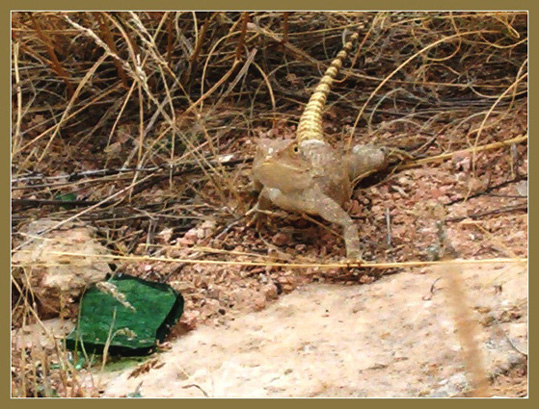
[
  {"left": 98, "top": 262, "right": 527, "bottom": 397},
  {"left": 12, "top": 219, "right": 112, "bottom": 318}
]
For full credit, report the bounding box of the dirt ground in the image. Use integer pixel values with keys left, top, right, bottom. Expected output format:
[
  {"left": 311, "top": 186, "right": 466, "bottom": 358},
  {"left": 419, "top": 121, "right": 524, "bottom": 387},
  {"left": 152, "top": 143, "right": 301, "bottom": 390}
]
[
  {"left": 93, "top": 262, "right": 526, "bottom": 398},
  {"left": 15, "top": 262, "right": 526, "bottom": 398},
  {"left": 11, "top": 12, "right": 527, "bottom": 398},
  {"left": 11, "top": 136, "right": 528, "bottom": 398},
  {"left": 11, "top": 124, "right": 528, "bottom": 398}
]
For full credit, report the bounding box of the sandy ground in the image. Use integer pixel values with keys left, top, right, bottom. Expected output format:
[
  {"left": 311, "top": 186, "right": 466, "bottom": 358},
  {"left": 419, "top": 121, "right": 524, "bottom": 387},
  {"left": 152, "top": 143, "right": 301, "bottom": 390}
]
[{"left": 92, "top": 262, "right": 527, "bottom": 398}]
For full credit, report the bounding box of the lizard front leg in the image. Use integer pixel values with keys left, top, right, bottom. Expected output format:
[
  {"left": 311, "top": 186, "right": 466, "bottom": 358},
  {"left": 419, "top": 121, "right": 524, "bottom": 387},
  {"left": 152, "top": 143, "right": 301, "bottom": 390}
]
[
  {"left": 261, "top": 186, "right": 363, "bottom": 262},
  {"left": 246, "top": 187, "right": 274, "bottom": 229},
  {"left": 314, "top": 194, "right": 362, "bottom": 262}
]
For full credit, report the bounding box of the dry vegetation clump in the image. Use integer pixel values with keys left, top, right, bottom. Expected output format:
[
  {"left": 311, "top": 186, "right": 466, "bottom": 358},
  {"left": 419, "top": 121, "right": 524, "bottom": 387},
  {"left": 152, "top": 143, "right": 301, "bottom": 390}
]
[{"left": 11, "top": 11, "right": 527, "bottom": 397}]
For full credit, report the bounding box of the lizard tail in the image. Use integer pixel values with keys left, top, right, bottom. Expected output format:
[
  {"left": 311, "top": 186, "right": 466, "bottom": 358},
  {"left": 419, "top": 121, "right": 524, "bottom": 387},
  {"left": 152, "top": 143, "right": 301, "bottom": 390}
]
[{"left": 296, "top": 32, "right": 360, "bottom": 143}]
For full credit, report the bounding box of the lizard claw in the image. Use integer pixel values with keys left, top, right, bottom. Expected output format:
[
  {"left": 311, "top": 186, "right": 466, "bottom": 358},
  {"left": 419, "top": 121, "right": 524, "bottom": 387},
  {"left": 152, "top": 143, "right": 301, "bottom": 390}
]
[{"left": 342, "top": 251, "right": 364, "bottom": 268}]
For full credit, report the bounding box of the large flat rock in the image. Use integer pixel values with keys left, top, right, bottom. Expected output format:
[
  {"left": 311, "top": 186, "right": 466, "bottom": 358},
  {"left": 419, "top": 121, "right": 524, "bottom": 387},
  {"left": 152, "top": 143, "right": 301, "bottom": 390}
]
[{"left": 99, "top": 262, "right": 527, "bottom": 397}]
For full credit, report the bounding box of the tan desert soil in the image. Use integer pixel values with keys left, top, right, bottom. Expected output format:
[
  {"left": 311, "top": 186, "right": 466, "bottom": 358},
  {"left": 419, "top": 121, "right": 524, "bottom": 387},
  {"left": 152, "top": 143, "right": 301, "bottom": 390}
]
[{"left": 96, "top": 262, "right": 526, "bottom": 398}]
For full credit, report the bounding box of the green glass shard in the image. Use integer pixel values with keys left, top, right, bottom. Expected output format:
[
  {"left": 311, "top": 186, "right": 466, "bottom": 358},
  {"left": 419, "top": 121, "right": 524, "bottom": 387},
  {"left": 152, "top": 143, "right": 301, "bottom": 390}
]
[{"left": 65, "top": 274, "right": 184, "bottom": 356}]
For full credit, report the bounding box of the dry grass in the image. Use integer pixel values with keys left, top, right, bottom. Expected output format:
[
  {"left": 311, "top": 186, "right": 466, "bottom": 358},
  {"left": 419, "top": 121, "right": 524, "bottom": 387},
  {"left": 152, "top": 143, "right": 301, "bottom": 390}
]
[{"left": 11, "top": 11, "right": 527, "bottom": 397}]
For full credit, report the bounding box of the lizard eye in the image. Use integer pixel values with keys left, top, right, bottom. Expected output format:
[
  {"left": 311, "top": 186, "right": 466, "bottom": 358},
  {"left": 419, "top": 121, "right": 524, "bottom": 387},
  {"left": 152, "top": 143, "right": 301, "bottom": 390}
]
[{"left": 292, "top": 144, "right": 299, "bottom": 154}]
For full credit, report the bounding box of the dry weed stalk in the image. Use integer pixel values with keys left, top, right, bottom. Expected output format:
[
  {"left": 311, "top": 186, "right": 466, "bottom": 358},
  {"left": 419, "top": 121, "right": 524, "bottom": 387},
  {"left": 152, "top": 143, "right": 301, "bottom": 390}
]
[{"left": 11, "top": 12, "right": 527, "bottom": 397}]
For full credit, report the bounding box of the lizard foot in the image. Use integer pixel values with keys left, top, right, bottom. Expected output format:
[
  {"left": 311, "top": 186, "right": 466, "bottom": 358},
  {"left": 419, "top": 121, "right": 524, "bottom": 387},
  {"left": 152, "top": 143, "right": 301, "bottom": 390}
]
[{"left": 341, "top": 251, "right": 364, "bottom": 268}]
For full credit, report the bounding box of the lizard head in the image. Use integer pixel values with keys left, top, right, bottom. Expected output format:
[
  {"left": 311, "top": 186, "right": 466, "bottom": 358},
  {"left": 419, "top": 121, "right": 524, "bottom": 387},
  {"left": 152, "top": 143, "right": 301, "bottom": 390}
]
[{"left": 252, "top": 138, "right": 314, "bottom": 191}]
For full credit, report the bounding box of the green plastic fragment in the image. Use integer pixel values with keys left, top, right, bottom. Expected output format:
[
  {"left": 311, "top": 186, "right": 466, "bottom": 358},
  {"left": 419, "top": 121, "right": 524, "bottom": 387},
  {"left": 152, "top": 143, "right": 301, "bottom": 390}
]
[{"left": 65, "top": 274, "right": 184, "bottom": 356}]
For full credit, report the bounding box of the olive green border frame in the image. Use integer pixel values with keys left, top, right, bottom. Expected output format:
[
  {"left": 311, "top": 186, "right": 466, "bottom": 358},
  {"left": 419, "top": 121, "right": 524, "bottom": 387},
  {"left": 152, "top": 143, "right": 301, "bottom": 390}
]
[{"left": 3, "top": 1, "right": 532, "bottom": 406}]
